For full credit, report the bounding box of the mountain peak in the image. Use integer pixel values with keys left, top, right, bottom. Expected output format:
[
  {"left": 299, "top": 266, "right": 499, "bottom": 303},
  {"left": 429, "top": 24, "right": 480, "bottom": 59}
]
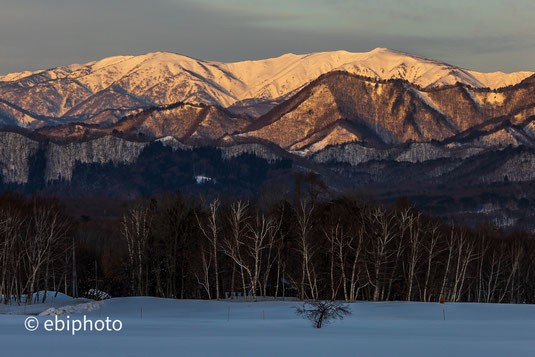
[{"left": 369, "top": 47, "right": 391, "bottom": 53}]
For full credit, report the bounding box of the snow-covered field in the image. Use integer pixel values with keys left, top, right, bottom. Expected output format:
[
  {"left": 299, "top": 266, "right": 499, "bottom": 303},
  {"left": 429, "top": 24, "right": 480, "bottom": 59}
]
[{"left": 0, "top": 294, "right": 534, "bottom": 356}]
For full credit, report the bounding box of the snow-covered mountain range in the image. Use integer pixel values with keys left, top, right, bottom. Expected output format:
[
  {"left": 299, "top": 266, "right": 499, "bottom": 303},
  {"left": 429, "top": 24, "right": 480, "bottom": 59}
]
[
  {"left": 1, "top": 48, "right": 533, "bottom": 128},
  {"left": 0, "top": 48, "right": 534, "bottom": 227}
]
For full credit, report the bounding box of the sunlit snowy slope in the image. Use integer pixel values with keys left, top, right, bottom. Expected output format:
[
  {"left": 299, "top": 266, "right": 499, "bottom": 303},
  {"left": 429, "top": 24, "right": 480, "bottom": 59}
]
[{"left": 0, "top": 48, "right": 532, "bottom": 127}]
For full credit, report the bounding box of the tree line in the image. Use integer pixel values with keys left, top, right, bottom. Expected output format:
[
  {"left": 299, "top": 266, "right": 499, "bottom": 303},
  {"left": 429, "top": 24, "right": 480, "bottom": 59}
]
[
  {"left": 0, "top": 194, "right": 70, "bottom": 304},
  {"left": 1, "top": 191, "right": 534, "bottom": 304}
]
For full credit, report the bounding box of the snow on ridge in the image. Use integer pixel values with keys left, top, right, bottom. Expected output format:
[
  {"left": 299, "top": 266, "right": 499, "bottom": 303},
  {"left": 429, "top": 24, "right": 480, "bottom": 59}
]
[
  {"left": 467, "top": 69, "right": 534, "bottom": 89},
  {"left": 3, "top": 49, "right": 533, "bottom": 91},
  {"left": 411, "top": 89, "right": 447, "bottom": 116},
  {"left": 156, "top": 136, "right": 191, "bottom": 151},
  {"left": 0, "top": 69, "right": 44, "bottom": 82},
  {"left": 1, "top": 48, "right": 532, "bottom": 115}
]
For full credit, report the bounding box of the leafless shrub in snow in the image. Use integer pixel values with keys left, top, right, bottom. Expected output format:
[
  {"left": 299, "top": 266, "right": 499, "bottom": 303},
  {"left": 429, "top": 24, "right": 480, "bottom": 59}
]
[{"left": 295, "top": 300, "right": 351, "bottom": 328}]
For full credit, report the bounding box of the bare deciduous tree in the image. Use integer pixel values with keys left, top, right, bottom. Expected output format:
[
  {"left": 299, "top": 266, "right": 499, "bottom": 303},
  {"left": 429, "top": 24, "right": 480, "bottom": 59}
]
[
  {"left": 196, "top": 198, "right": 221, "bottom": 300},
  {"left": 122, "top": 202, "right": 152, "bottom": 296},
  {"left": 295, "top": 200, "right": 318, "bottom": 300},
  {"left": 295, "top": 301, "right": 351, "bottom": 328}
]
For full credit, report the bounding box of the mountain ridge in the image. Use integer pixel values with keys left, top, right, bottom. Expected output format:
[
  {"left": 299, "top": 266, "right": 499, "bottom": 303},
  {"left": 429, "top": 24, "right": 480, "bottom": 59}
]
[
  {"left": 238, "top": 71, "right": 535, "bottom": 151},
  {"left": 1, "top": 48, "right": 533, "bottom": 128},
  {"left": 13, "top": 69, "right": 534, "bottom": 155}
]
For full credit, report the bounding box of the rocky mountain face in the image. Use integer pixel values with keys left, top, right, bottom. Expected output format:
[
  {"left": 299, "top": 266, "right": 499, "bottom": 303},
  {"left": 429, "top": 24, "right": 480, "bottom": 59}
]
[
  {"left": 35, "top": 102, "right": 250, "bottom": 143},
  {"left": 242, "top": 72, "right": 535, "bottom": 151}
]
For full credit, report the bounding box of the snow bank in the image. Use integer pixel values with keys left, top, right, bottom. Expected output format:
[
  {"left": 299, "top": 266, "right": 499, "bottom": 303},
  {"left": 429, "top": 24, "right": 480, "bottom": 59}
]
[
  {"left": 0, "top": 291, "right": 90, "bottom": 315},
  {"left": 39, "top": 301, "right": 103, "bottom": 316}
]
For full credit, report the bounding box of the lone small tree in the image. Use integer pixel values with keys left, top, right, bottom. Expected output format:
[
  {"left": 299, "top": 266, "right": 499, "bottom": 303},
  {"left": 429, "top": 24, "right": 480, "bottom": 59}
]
[{"left": 295, "top": 301, "right": 351, "bottom": 328}]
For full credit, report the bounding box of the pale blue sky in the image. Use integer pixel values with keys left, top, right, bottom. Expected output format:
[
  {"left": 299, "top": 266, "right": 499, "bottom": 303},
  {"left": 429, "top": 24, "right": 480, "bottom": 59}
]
[{"left": 1, "top": 0, "right": 534, "bottom": 74}]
